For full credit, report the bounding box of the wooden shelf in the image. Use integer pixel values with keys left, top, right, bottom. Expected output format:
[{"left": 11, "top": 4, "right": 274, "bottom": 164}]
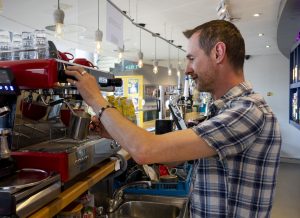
[{"left": 29, "top": 150, "right": 130, "bottom": 218}]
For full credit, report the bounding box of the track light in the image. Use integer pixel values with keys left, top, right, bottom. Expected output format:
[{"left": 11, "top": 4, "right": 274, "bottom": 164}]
[{"left": 54, "top": 0, "right": 65, "bottom": 38}]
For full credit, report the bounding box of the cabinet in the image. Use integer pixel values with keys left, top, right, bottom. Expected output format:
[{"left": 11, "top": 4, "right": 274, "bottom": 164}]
[{"left": 289, "top": 41, "right": 300, "bottom": 129}]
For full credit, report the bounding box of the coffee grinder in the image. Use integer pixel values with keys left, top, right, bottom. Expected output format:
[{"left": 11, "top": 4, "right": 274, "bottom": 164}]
[{"left": 0, "top": 67, "right": 19, "bottom": 178}]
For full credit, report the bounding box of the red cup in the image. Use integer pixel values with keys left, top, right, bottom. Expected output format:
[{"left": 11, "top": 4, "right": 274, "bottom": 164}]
[
  {"left": 58, "top": 51, "right": 74, "bottom": 62},
  {"left": 20, "top": 100, "right": 48, "bottom": 121},
  {"left": 73, "top": 58, "right": 98, "bottom": 68}
]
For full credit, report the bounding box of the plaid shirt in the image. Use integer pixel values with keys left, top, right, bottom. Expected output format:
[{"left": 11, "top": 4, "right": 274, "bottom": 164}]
[{"left": 190, "top": 81, "right": 281, "bottom": 218}]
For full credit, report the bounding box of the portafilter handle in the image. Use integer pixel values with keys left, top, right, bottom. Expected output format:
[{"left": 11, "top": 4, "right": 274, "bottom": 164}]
[
  {"left": 0, "top": 106, "right": 10, "bottom": 117},
  {"left": 0, "top": 129, "right": 12, "bottom": 159}
]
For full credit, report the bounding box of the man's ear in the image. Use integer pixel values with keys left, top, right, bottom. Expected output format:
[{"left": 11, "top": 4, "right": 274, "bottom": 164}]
[{"left": 214, "top": 42, "right": 226, "bottom": 64}]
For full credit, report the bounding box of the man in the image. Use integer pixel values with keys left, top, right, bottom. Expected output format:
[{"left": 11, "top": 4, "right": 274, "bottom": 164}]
[{"left": 65, "top": 20, "right": 281, "bottom": 217}]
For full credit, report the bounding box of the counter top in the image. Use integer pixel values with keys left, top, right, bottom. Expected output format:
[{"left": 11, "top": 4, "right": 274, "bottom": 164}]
[{"left": 29, "top": 149, "right": 130, "bottom": 218}]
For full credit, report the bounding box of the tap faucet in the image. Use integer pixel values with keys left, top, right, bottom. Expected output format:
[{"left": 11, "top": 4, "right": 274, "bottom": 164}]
[{"left": 108, "top": 180, "right": 151, "bottom": 213}]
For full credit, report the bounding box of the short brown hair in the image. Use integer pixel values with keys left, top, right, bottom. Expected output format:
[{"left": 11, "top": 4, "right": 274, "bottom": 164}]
[{"left": 183, "top": 20, "right": 245, "bottom": 70}]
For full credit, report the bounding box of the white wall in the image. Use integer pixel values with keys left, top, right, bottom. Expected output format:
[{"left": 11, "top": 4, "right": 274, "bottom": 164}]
[{"left": 244, "top": 53, "right": 300, "bottom": 159}]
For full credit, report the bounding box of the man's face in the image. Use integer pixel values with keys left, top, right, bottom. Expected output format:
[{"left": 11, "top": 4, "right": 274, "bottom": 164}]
[{"left": 185, "top": 32, "right": 215, "bottom": 93}]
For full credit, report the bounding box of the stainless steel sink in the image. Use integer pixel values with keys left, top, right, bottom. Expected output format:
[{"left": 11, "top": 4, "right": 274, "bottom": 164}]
[
  {"left": 107, "top": 200, "right": 180, "bottom": 218},
  {"left": 107, "top": 194, "right": 187, "bottom": 218}
]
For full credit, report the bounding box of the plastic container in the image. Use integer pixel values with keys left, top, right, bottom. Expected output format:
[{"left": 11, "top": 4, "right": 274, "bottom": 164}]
[
  {"left": 115, "top": 164, "right": 192, "bottom": 197},
  {"left": 57, "top": 202, "right": 83, "bottom": 218}
]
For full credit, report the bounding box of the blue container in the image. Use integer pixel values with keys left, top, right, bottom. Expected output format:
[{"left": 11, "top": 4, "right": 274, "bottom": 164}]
[{"left": 115, "top": 164, "right": 193, "bottom": 197}]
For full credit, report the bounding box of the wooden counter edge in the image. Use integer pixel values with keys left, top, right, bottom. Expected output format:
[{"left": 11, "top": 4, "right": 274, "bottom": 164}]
[{"left": 29, "top": 149, "right": 130, "bottom": 218}]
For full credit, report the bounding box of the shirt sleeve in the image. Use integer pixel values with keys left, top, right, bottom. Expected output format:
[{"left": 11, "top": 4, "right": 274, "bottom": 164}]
[{"left": 192, "top": 99, "right": 264, "bottom": 160}]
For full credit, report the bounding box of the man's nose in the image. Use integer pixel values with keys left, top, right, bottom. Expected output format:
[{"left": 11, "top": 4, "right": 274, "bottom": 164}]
[{"left": 185, "top": 65, "right": 193, "bottom": 76}]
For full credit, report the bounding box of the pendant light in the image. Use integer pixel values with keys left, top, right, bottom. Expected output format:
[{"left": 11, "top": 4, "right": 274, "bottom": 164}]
[
  {"left": 167, "top": 40, "right": 173, "bottom": 76},
  {"left": 177, "top": 45, "right": 182, "bottom": 77},
  {"left": 137, "top": 23, "right": 145, "bottom": 68},
  {"left": 54, "top": 0, "right": 65, "bottom": 38},
  {"left": 153, "top": 33, "right": 159, "bottom": 74},
  {"left": 118, "top": 45, "right": 124, "bottom": 61},
  {"left": 95, "top": 0, "right": 103, "bottom": 54}
]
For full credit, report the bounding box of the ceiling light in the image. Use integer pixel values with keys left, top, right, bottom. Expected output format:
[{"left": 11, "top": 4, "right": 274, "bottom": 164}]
[
  {"left": 54, "top": 0, "right": 65, "bottom": 38},
  {"left": 153, "top": 60, "right": 158, "bottom": 74},
  {"left": 258, "top": 33, "right": 264, "bottom": 37},
  {"left": 153, "top": 33, "right": 159, "bottom": 74},
  {"left": 137, "top": 51, "right": 143, "bottom": 68},
  {"left": 167, "top": 40, "right": 172, "bottom": 76},
  {"left": 253, "top": 13, "right": 261, "bottom": 17},
  {"left": 95, "top": 0, "right": 103, "bottom": 54},
  {"left": 216, "top": 0, "right": 231, "bottom": 21},
  {"left": 266, "top": 45, "right": 270, "bottom": 48},
  {"left": 137, "top": 24, "right": 145, "bottom": 68},
  {"left": 168, "top": 64, "right": 172, "bottom": 76},
  {"left": 118, "top": 45, "right": 124, "bottom": 61},
  {"left": 0, "top": 0, "right": 3, "bottom": 13}
]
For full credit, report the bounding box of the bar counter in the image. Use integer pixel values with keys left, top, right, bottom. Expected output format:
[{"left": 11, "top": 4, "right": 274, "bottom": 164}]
[{"left": 29, "top": 149, "right": 130, "bottom": 218}]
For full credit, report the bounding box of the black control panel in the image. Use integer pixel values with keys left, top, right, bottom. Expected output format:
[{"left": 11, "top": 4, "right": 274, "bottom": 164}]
[{"left": 0, "top": 68, "right": 18, "bottom": 95}]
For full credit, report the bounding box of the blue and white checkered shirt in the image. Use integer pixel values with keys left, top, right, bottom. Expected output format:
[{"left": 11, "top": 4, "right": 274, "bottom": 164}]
[{"left": 191, "top": 81, "right": 281, "bottom": 218}]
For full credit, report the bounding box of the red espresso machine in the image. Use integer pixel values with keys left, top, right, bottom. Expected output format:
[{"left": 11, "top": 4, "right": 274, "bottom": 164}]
[{"left": 0, "top": 56, "right": 122, "bottom": 217}]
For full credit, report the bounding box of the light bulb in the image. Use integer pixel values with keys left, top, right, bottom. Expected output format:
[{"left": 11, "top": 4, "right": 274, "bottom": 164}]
[
  {"left": 168, "top": 68, "right": 172, "bottom": 76},
  {"left": 168, "top": 64, "right": 172, "bottom": 76},
  {"left": 54, "top": 7, "right": 64, "bottom": 38},
  {"left": 138, "top": 59, "right": 143, "bottom": 68},
  {"left": 96, "top": 41, "right": 101, "bottom": 54},
  {"left": 55, "top": 23, "right": 63, "bottom": 38},
  {"left": 118, "top": 51, "right": 123, "bottom": 60},
  {"left": 137, "top": 51, "right": 143, "bottom": 68},
  {"left": 95, "top": 29, "right": 103, "bottom": 54},
  {"left": 153, "top": 60, "right": 158, "bottom": 74},
  {"left": 153, "top": 66, "right": 158, "bottom": 74},
  {"left": 177, "top": 69, "right": 180, "bottom": 77}
]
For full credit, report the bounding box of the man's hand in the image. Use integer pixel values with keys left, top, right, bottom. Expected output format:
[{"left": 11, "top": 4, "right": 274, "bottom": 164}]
[{"left": 89, "top": 116, "right": 113, "bottom": 139}]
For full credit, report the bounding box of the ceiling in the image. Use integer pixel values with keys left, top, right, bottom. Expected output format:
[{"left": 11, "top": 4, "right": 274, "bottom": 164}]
[{"left": 0, "top": 0, "right": 286, "bottom": 66}]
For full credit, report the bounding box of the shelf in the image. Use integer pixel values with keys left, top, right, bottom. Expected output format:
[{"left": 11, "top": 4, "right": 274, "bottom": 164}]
[
  {"left": 28, "top": 149, "right": 130, "bottom": 218},
  {"left": 290, "top": 83, "right": 300, "bottom": 89},
  {"left": 289, "top": 42, "right": 300, "bottom": 130}
]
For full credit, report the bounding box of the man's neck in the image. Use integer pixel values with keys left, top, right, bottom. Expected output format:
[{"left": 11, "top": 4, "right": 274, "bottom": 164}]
[{"left": 212, "top": 70, "right": 244, "bottom": 100}]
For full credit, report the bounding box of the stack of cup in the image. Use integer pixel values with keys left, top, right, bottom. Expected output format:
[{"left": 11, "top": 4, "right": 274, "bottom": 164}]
[
  {"left": 20, "top": 31, "right": 35, "bottom": 60},
  {"left": 11, "top": 33, "right": 22, "bottom": 60},
  {"left": 0, "top": 30, "right": 12, "bottom": 61},
  {"left": 33, "top": 30, "right": 49, "bottom": 59}
]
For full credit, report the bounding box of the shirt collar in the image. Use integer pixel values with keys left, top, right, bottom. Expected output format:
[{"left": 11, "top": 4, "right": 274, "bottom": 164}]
[{"left": 208, "top": 81, "right": 253, "bottom": 115}]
